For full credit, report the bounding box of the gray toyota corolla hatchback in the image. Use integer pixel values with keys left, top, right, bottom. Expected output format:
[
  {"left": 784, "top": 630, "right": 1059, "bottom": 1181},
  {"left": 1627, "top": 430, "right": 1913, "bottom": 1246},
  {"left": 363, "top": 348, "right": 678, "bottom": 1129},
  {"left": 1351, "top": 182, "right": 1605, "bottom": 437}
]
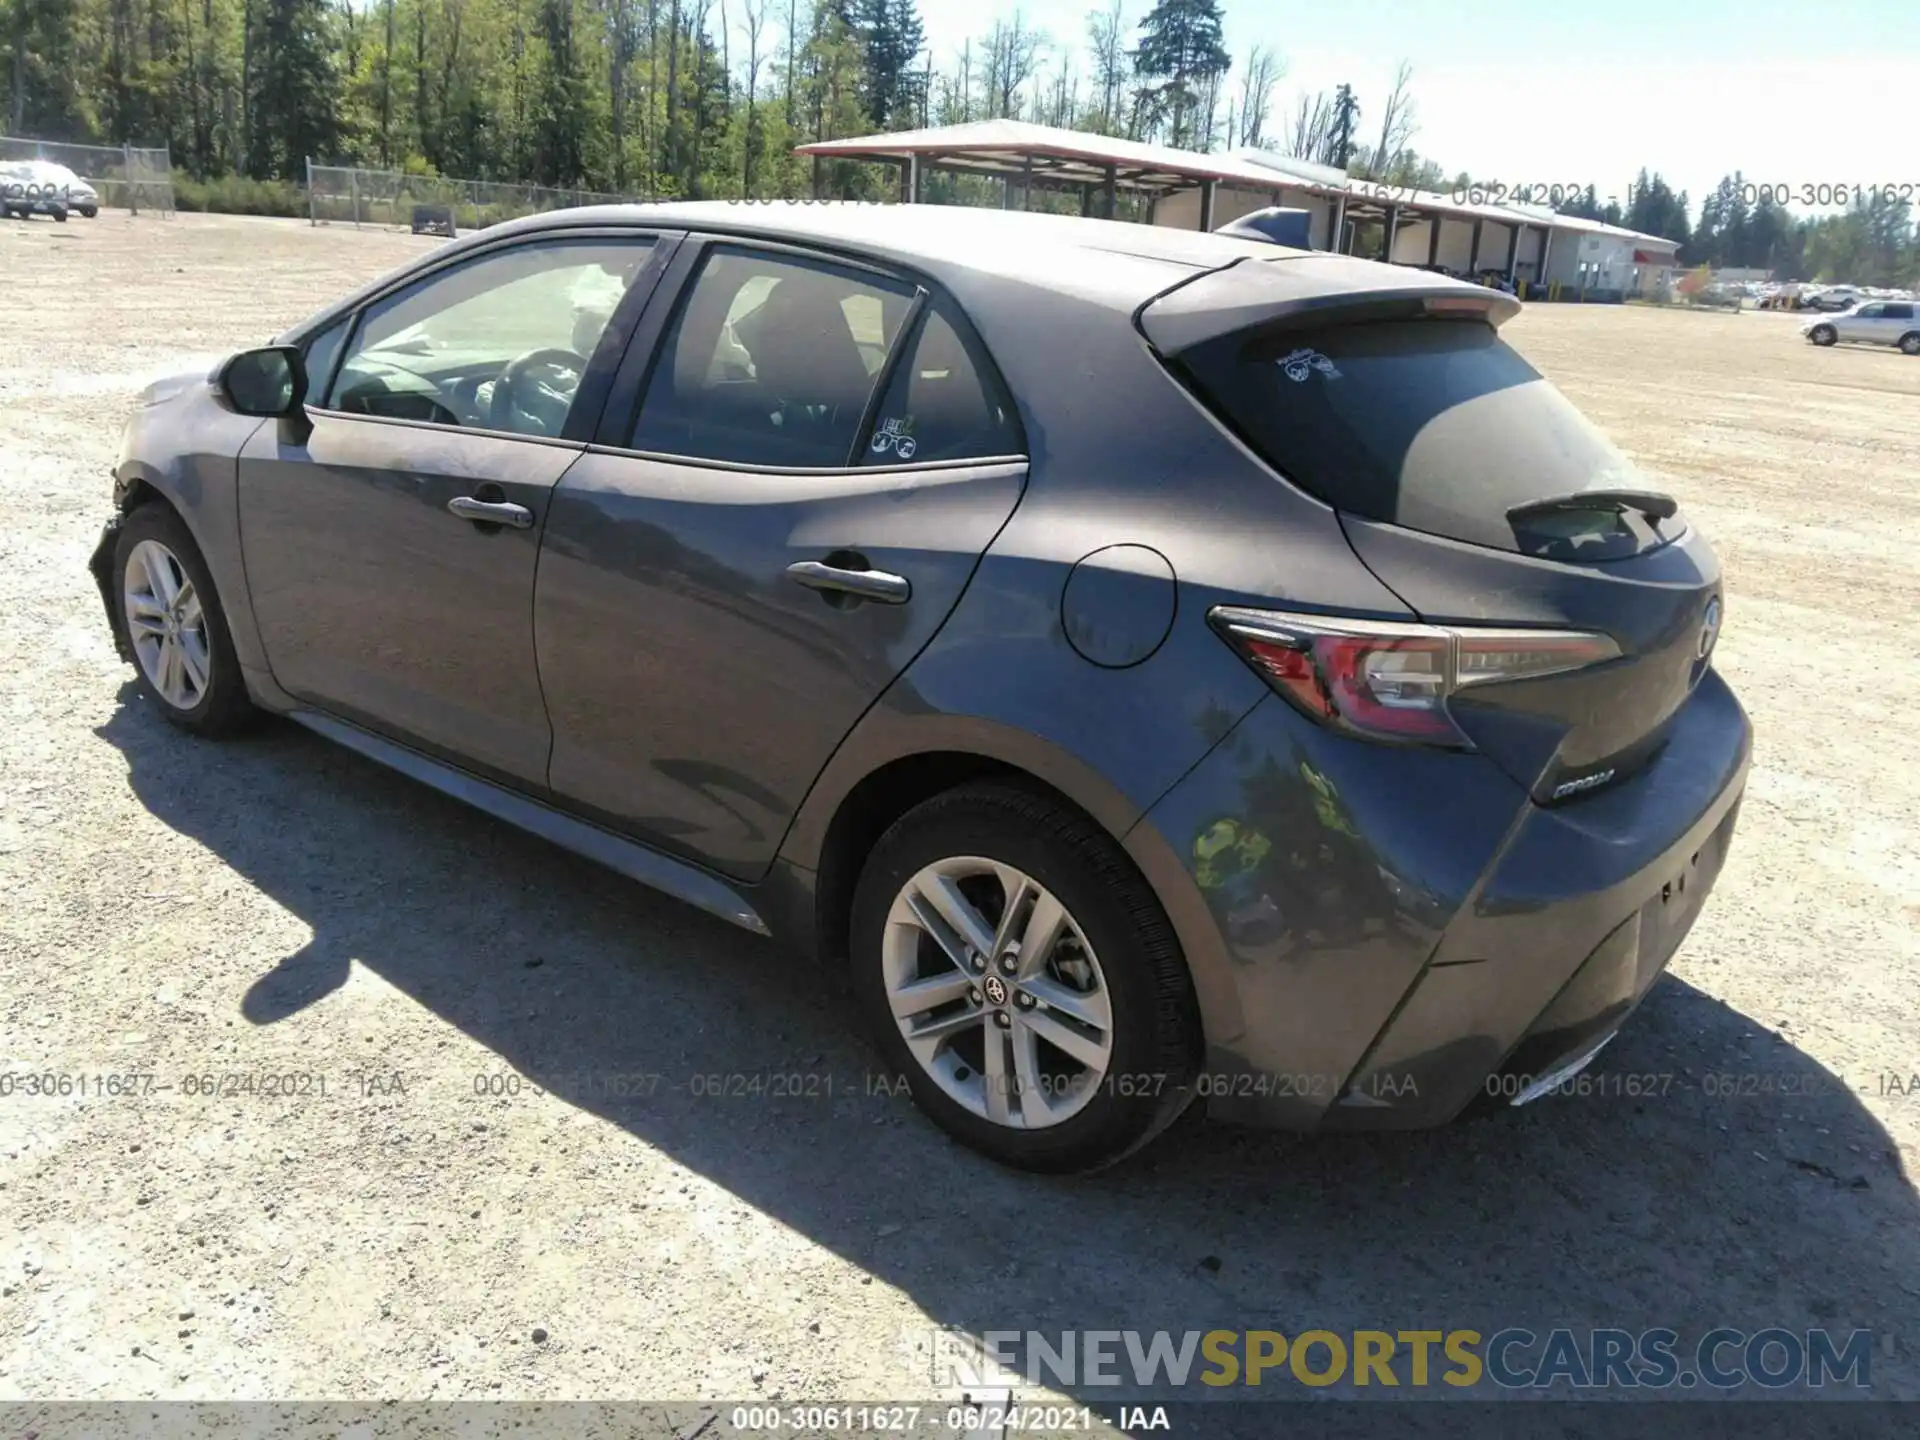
[{"left": 90, "top": 202, "right": 1749, "bottom": 1171}]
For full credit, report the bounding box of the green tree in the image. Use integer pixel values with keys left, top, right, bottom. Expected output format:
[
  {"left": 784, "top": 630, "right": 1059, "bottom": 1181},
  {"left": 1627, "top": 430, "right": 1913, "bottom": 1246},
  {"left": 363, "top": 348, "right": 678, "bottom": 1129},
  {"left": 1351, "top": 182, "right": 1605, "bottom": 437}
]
[
  {"left": 246, "top": 0, "right": 339, "bottom": 174},
  {"left": 1130, "top": 0, "right": 1227, "bottom": 150},
  {"left": 3, "top": 0, "right": 89, "bottom": 136}
]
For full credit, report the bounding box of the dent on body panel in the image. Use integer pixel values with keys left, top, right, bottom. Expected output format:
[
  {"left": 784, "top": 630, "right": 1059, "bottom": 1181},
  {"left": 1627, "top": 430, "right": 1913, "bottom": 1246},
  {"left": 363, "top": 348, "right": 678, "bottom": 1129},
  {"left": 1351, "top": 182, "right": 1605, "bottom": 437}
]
[{"left": 1136, "top": 696, "right": 1523, "bottom": 1121}]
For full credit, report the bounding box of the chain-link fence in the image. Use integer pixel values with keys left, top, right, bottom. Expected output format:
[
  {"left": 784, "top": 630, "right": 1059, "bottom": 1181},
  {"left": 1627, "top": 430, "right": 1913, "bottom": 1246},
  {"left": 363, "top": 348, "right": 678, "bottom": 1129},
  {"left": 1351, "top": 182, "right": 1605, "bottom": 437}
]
[
  {"left": 0, "top": 137, "right": 174, "bottom": 214},
  {"left": 306, "top": 162, "right": 639, "bottom": 233}
]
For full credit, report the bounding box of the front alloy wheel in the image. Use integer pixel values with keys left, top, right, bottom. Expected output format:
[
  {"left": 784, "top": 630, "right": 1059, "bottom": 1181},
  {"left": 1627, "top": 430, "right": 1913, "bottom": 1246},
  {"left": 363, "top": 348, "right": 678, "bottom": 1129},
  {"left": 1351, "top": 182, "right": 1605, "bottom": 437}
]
[
  {"left": 111, "top": 504, "right": 256, "bottom": 735},
  {"left": 124, "top": 539, "right": 212, "bottom": 711},
  {"left": 884, "top": 857, "right": 1114, "bottom": 1130}
]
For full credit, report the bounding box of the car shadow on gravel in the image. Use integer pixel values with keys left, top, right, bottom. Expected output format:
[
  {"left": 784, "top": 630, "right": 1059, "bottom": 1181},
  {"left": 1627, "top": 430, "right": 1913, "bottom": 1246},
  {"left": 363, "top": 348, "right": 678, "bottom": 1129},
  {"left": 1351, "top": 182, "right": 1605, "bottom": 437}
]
[{"left": 102, "top": 694, "right": 1920, "bottom": 1402}]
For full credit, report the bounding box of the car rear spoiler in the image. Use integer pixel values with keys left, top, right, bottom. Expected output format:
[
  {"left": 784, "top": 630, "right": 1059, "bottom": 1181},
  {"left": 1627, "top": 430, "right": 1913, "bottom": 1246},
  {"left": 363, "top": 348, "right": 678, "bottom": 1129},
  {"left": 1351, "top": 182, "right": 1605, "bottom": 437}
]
[{"left": 1137, "top": 254, "right": 1523, "bottom": 357}]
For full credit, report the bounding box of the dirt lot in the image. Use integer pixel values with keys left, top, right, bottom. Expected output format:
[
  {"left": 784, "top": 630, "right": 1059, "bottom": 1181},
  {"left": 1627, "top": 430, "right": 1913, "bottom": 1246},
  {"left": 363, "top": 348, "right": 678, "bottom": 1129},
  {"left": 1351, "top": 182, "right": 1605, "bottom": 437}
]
[{"left": 1, "top": 212, "right": 1916, "bottom": 1413}]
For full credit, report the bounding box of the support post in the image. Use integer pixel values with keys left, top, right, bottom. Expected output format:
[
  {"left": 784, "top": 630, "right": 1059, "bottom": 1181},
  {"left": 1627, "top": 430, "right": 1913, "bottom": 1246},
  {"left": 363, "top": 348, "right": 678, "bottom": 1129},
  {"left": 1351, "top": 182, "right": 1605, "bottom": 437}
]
[
  {"left": 1021, "top": 155, "right": 1033, "bottom": 211},
  {"left": 1330, "top": 193, "right": 1347, "bottom": 251},
  {"left": 1385, "top": 204, "right": 1401, "bottom": 263},
  {"left": 1538, "top": 229, "right": 1555, "bottom": 291},
  {"left": 1198, "top": 179, "right": 1216, "bottom": 232},
  {"left": 1080, "top": 183, "right": 1093, "bottom": 217},
  {"left": 1102, "top": 164, "right": 1117, "bottom": 219},
  {"left": 1469, "top": 217, "right": 1484, "bottom": 275},
  {"left": 124, "top": 142, "right": 137, "bottom": 216},
  {"left": 907, "top": 153, "right": 921, "bottom": 204},
  {"left": 351, "top": 168, "right": 361, "bottom": 227},
  {"left": 307, "top": 156, "right": 316, "bottom": 225},
  {"left": 1427, "top": 215, "right": 1442, "bottom": 267},
  {"left": 1505, "top": 224, "right": 1521, "bottom": 281}
]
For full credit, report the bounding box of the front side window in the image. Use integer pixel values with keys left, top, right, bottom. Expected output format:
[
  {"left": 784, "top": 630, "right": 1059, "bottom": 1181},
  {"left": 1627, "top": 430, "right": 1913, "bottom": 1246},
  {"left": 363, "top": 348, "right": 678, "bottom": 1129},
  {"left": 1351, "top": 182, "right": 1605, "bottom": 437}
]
[
  {"left": 325, "top": 237, "right": 655, "bottom": 439},
  {"left": 631, "top": 245, "right": 915, "bottom": 467},
  {"left": 858, "top": 300, "right": 1022, "bottom": 466}
]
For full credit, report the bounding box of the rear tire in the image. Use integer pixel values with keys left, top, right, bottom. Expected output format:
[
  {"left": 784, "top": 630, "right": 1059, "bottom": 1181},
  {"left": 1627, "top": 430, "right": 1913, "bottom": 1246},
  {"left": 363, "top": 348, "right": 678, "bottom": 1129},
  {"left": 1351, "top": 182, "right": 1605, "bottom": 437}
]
[
  {"left": 1901, "top": 333, "right": 1920, "bottom": 357},
  {"left": 1809, "top": 324, "right": 1837, "bottom": 346},
  {"left": 112, "top": 505, "right": 257, "bottom": 737},
  {"left": 849, "top": 781, "right": 1201, "bottom": 1172}
]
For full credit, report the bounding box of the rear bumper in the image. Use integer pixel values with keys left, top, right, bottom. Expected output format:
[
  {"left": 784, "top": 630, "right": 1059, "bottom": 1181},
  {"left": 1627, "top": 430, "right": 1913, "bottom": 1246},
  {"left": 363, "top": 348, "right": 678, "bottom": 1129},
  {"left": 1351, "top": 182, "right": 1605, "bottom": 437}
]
[{"left": 1135, "top": 667, "right": 1751, "bottom": 1130}]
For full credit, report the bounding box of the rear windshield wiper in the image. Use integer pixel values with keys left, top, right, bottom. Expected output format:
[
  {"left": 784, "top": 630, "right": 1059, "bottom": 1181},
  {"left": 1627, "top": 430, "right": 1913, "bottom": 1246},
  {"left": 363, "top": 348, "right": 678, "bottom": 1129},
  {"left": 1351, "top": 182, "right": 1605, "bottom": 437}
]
[{"left": 1506, "top": 488, "right": 1679, "bottom": 525}]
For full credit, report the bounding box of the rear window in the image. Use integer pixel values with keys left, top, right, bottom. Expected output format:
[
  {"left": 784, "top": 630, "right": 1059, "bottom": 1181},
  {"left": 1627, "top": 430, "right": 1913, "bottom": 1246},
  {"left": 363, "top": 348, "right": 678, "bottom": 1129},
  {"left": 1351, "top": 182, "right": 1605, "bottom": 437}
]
[{"left": 1180, "top": 319, "right": 1676, "bottom": 558}]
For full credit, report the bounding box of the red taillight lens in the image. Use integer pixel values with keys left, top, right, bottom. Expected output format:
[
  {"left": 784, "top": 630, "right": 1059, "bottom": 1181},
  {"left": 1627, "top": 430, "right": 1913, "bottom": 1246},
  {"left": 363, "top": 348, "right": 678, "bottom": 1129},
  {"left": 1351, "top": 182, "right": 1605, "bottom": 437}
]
[{"left": 1212, "top": 607, "right": 1619, "bottom": 748}]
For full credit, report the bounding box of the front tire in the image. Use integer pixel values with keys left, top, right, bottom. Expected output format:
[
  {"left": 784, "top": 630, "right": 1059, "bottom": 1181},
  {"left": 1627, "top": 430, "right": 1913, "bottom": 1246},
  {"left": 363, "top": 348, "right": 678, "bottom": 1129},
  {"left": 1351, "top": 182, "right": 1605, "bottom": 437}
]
[
  {"left": 1809, "top": 324, "right": 1837, "bottom": 346},
  {"left": 850, "top": 781, "right": 1200, "bottom": 1172},
  {"left": 112, "top": 505, "right": 256, "bottom": 736},
  {"left": 1900, "top": 333, "right": 1920, "bottom": 357}
]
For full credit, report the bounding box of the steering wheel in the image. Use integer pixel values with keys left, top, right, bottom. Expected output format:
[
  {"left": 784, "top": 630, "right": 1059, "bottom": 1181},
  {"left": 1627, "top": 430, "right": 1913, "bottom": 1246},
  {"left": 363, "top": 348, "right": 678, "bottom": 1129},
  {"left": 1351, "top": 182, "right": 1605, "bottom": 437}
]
[{"left": 490, "top": 347, "right": 589, "bottom": 435}]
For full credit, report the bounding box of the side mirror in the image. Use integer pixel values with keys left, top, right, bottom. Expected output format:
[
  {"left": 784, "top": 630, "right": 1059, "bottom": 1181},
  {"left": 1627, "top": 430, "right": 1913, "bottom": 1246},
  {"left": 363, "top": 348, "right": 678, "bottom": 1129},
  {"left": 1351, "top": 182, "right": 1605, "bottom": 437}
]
[{"left": 216, "top": 345, "right": 312, "bottom": 443}]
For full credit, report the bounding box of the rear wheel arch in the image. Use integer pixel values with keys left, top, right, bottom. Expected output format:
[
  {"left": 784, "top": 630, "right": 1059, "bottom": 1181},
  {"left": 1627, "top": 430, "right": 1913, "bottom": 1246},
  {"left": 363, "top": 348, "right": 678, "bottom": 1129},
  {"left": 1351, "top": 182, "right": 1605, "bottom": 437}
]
[
  {"left": 812, "top": 750, "right": 1083, "bottom": 970},
  {"left": 805, "top": 738, "right": 1247, "bottom": 1070}
]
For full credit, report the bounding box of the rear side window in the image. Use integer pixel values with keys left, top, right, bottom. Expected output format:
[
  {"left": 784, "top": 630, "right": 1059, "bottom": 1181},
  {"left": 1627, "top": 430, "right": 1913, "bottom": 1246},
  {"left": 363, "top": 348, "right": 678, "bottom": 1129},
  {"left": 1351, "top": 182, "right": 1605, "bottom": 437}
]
[
  {"left": 632, "top": 246, "right": 915, "bottom": 467},
  {"left": 1884, "top": 303, "right": 1914, "bottom": 321},
  {"left": 1180, "top": 319, "right": 1667, "bottom": 557},
  {"left": 858, "top": 300, "right": 1022, "bottom": 465}
]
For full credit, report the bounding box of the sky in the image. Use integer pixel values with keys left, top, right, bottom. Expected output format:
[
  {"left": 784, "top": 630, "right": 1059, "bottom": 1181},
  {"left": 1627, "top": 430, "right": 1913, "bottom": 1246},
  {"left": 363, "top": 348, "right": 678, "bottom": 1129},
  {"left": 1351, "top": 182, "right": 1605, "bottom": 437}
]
[{"left": 912, "top": 0, "right": 1920, "bottom": 210}]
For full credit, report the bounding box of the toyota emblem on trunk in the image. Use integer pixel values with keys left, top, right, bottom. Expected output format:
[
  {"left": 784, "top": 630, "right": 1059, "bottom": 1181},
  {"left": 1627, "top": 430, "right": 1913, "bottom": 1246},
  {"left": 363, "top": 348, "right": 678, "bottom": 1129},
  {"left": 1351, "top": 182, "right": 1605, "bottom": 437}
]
[{"left": 1698, "top": 597, "right": 1722, "bottom": 661}]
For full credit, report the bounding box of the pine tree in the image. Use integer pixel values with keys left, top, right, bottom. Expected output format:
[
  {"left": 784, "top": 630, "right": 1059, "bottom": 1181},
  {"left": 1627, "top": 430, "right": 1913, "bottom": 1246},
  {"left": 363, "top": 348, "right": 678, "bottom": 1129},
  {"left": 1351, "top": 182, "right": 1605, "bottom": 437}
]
[
  {"left": 246, "top": 0, "right": 339, "bottom": 173},
  {"left": 1130, "top": 0, "right": 1228, "bottom": 150}
]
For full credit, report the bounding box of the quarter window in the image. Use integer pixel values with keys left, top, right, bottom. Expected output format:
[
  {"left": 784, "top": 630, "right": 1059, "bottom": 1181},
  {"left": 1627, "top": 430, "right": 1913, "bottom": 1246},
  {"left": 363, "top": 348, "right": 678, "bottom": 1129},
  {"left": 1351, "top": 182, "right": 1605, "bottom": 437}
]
[
  {"left": 858, "top": 300, "right": 1022, "bottom": 466},
  {"left": 325, "top": 237, "right": 655, "bottom": 439},
  {"left": 630, "top": 245, "right": 915, "bottom": 467}
]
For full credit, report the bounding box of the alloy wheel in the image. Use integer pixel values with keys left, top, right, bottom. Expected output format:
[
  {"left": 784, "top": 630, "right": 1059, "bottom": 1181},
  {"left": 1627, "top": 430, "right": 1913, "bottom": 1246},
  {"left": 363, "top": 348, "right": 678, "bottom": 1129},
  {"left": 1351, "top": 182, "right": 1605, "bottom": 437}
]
[
  {"left": 123, "top": 539, "right": 211, "bottom": 711},
  {"left": 882, "top": 856, "right": 1113, "bottom": 1129}
]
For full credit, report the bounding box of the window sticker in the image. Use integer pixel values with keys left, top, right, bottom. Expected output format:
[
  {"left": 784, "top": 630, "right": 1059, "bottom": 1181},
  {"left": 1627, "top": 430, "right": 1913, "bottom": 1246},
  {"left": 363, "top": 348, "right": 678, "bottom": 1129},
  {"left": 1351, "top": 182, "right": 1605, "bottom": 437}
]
[
  {"left": 870, "top": 415, "right": 919, "bottom": 459},
  {"left": 1277, "top": 347, "right": 1341, "bottom": 383}
]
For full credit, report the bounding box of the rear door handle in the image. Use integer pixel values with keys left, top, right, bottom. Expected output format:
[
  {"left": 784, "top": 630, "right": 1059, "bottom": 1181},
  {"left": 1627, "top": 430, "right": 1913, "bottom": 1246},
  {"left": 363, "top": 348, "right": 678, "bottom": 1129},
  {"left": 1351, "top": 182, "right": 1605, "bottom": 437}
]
[
  {"left": 447, "top": 496, "right": 534, "bottom": 529},
  {"left": 786, "top": 559, "right": 911, "bottom": 605}
]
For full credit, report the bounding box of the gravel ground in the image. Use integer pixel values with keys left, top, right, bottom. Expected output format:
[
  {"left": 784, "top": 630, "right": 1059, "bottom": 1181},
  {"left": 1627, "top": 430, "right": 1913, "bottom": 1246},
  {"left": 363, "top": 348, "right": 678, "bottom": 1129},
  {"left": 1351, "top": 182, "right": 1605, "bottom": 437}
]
[{"left": 1, "top": 212, "right": 1916, "bottom": 1413}]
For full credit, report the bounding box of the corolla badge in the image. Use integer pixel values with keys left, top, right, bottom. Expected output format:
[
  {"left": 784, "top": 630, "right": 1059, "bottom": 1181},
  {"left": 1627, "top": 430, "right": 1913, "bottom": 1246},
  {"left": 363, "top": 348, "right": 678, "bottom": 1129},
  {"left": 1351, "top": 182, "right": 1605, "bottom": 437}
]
[
  {"left": 1698, "top": 596, "right": 1723, "bottom": 661},
  {"left": 1278, "top": 348, "right": 1341, "bottom": 383}
]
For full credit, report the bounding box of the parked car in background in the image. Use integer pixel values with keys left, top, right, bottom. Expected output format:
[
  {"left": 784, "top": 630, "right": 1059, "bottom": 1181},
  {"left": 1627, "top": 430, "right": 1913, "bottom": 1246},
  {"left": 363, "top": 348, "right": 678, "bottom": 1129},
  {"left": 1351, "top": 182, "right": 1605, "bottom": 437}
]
[
  {"left": 86, "top": 203, "right": 1749, "bottom": 1171},
  {"left": 1803, "top": 299, "right": 1920, "bottom": 354},
  {"left": 18, "top": 160, "right": 100, "bottom": 217},
  {"left": 1800, "top": 287, "right": 1862, "bottom": 313},
  {"left": 0, "top": 163, "right": 70, "bottom": 221}
]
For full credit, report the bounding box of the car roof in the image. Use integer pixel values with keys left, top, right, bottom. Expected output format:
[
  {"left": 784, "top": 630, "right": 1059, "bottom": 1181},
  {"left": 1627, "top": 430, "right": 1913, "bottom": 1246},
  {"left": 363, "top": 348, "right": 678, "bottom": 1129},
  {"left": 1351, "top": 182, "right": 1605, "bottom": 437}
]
[{"left": 484, "top": 200, "right": 1300, "bottom": 309}]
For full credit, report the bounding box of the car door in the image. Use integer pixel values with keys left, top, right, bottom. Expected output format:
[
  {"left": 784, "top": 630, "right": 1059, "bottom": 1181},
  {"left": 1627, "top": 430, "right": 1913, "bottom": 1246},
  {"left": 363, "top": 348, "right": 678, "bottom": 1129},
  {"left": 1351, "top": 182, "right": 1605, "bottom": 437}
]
[
  {"left": 238, "top": 230, "right": 672, "bottom": 788},
  {"left": 533, "top": 239, "right": 1029, "bottom": 879},
  {"left": 1836, "top": 302, "right": 1881, "bottom": 342}
]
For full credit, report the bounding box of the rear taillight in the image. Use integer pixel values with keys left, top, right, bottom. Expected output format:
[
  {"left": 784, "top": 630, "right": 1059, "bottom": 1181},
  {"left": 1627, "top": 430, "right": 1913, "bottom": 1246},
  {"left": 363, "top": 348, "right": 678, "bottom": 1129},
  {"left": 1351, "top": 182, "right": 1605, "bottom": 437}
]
[{"left": 1210, "top": 606, "right": 1620, "bottom": 748}]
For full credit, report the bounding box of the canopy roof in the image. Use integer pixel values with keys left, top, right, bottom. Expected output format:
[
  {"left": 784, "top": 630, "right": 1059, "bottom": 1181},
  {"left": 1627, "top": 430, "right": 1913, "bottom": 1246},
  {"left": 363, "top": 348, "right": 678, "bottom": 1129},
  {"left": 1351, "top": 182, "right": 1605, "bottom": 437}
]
[{"left": 796, "top": 119, "right": 1681, "bottom": 253}]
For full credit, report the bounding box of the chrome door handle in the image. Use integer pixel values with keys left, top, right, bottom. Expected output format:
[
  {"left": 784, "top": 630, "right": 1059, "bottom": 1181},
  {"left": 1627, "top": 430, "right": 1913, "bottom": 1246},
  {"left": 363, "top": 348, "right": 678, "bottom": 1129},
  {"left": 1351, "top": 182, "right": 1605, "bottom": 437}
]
[
  {"left": 447, "top": 496, "right": 534, "bottom": 529},
  {"left": 786, "top": 560, "right": 911, "bottom": 605}
]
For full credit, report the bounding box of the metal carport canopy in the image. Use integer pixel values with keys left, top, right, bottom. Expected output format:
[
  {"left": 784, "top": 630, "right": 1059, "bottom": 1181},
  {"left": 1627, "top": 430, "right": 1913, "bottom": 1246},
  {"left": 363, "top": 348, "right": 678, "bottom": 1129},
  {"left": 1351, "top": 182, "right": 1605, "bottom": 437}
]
[{"left": 793, "top": 118, "right": 1344, "bottom": 198}]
